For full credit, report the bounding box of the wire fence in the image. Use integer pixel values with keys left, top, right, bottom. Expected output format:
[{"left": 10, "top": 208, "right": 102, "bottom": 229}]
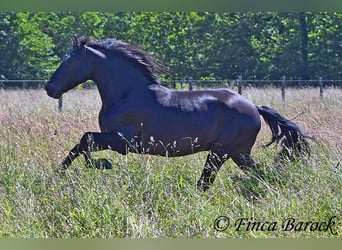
[
  {"left": 1, "top": 78, "right": 341, "bottom": 90},
  {"left": 0, "top": 80, "right": 46, "bottom": 89},
  {"left": 1, "top": 77, "right": 341, "bottom": 112},
  {"left": 163, "top": 77, "right": 342, "bottom": 90}
]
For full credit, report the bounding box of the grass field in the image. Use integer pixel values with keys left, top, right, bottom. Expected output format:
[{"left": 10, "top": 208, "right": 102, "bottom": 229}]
[{"left": 0, "top": 87, "right": 341, "bottom": 238}]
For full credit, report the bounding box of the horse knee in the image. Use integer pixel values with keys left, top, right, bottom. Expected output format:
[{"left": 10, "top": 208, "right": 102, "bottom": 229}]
[{"left": 79, "top": 132, "right": 94, "bottom": 149}]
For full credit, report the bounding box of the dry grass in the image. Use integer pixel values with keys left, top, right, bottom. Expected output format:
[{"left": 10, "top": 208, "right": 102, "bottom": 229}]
[{"left": 0, "top": 87, "right": 341, "bottom": 238}]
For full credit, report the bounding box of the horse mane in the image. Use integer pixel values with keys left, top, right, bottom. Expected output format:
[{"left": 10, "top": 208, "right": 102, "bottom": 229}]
[{"left": 79, "top": 36, "right": 166, "bottom": 84}]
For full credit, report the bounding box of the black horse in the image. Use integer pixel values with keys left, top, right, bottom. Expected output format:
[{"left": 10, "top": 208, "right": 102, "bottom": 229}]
[{"left": 45, "top": 36, "right": 309, "bottom": 191}]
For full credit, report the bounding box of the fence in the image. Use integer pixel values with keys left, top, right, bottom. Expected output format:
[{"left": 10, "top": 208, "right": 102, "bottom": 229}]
[
  {"left": 0, "top": 80, "right": 46, "bottom": 89},
  {"left": 163, "top": 77, "right": 341, "bottom": 101},
  {"left": 1, "top": 77, "right": 341, "bottom": 112}
]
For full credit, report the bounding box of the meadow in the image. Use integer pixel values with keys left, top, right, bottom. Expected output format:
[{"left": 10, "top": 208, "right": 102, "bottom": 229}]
[{"left": 0, "top": 87, "right": 341, "bottom": 238}]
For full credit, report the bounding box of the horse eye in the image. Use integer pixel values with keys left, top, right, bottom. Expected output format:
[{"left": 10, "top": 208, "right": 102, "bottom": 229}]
[{"left": 63, "top": 54, "right": 72, "bottom": 64}]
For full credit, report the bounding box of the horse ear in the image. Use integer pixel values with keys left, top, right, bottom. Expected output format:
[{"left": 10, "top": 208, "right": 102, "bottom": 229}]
[{"left": 72, "top": 35, "right": 80, "bottom": 47}]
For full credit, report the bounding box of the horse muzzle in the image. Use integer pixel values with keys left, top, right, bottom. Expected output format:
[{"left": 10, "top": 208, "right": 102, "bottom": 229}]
[{"left": 45, "top": 81, "right": 63, "bottom": 99}]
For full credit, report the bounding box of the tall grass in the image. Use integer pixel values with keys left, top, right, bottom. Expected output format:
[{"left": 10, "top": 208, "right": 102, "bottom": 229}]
[{"left": 0, "top": 87, "right": 341, "bottom": 238}]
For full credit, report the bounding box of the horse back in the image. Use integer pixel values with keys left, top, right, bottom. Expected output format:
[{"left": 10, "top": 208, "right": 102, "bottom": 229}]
[{"left": 151, "top": 85, "right": 257, "bottom": 115}]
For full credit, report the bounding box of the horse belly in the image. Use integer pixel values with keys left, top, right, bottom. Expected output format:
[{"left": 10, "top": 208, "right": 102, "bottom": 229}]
[
  {"left": 99, "top": 104, "right": 220, "bottom": 157},
  {"left": 143, "top": 113, "right": 217, "bottom": 156}
]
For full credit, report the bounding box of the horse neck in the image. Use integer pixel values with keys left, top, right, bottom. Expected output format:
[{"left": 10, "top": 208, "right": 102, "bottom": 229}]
[{"left": 90, "top": 52, "right": 154, "bottom": 108}]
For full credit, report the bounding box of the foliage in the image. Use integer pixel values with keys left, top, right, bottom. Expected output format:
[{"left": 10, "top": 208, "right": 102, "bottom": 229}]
[
  {"left": 14, "top": 13, "right": 60, "bottom": 79},
  {"left": 0, "top": 12, "right": 19, "bottom": 79},
  {"left": 0, "top": 12, "right": 341, "bottom": 81}
]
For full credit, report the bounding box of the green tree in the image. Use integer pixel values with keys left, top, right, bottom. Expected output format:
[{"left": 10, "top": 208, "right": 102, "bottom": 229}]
[
  {"left": 298, "top": 12, "right": 309, "bottom": 80},
  {"left": 195, "top": 12, "right": 260, "bottom": 79},
  {"left": 125, "top": 12, "right": 203, "bottom": 79},
  {"left": 1, "top": 12, "right": 341, "bottom": 81},
  {"left": 248, "top": 12, "right": 342, "bottom": 80},
  {"left": 307, "top": 12, "right": 342, "bottom": 79},
  {"left": 248, "top": 13, "right": 301, "bottom": 79},
  {"left": 15, "top": 12, "right": 59, "bottom": 79},
  {"left": 0, "top": 12, "right": 19, "bottom": 79}
]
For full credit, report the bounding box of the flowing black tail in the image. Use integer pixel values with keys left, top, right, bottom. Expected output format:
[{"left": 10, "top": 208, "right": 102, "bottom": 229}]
[{"left": 257, "top": 105, "right": 310, "bottom": 159}]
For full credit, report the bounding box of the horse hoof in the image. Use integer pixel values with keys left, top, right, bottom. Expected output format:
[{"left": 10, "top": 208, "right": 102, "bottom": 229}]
[
  {"left": 95, "top": 158, "right": 113, "bottom": 170},
  {"left": 196, "top": 180, "right": 210, "bottom": 192}
]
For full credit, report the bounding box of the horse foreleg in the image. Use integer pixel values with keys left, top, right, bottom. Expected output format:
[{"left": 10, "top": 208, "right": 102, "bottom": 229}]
[
  {"left": 197, "top": 151, "right": 227, "bottom": 191},
  {"left": 60, "top": 132, "right": 128, "bottom": 171},
  {"left": 59, "top": 143, "right": 100, "bottom": 171},
  {"left": 59, "top": 144, "right": 82, "bottom": 171}
]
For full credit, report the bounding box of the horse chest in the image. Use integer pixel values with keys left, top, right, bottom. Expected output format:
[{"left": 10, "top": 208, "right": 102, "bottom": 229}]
[{"left": 98, "top": 105, "right": 149, "bottom": 133}]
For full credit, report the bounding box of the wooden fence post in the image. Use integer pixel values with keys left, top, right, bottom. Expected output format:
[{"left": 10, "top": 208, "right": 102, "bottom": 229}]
[
  {"left": 319, "top": 77, "right": 323, "bottom": 99},
  {"left": 188, "top": 78, "right": 193, "bottom": 91},
  {"left": 58, "top": 96, "right": 63, "bottom": 112},
  {"left": 238, "top": 75, "right": 242, "bottom": 95},
  {"left": 281, "top": 75, "right": 286, "bottom": 102},
  {"left": 298, "top": 78, "right": 302, "bottom": 88}
]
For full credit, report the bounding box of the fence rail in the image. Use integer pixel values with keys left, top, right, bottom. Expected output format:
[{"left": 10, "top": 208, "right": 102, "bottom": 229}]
[
  {"left": 163, "top": 78, "right": 342, "bottom": 87},
  {"left": 1, "top": 78, "right": 341, "bottom": 112},
  {"left": 0, "top": 80, "right": 46, "bottom": 89},
  {"left": 1, "top": 78, "right": 342, "bottom": 89}
]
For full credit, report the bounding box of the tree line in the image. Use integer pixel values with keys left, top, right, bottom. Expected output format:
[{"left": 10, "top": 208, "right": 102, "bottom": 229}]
[{"left": 0, "top": 12, "right": 341, "bottom": 82}]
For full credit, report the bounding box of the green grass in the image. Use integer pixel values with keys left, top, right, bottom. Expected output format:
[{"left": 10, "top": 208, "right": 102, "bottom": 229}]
[{"left": 0, "top": 87, "right": 341, "bottom": 238}]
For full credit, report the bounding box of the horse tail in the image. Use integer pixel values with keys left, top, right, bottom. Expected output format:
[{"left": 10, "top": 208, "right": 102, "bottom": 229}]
[{"left": 256, "top": 105, "right": 310, "bottom": 158}]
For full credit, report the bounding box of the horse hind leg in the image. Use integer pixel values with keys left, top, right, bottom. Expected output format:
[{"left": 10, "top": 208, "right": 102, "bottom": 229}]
[
  {"left": 197, "top": 151, "right": 228, "bottom": 191},
  {"left": 231, "top": 153, "right": 258, "bottom": 173}
]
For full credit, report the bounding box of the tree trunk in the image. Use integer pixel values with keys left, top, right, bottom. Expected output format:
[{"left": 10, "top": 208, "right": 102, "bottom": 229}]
[{"left": 298, "top": 12, "right": 310, "bottom": 80}]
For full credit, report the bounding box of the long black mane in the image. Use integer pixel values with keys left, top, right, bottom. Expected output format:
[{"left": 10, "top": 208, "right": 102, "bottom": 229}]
[{"left": 79, "top": 36, "right": 166, "bottom": 84}]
